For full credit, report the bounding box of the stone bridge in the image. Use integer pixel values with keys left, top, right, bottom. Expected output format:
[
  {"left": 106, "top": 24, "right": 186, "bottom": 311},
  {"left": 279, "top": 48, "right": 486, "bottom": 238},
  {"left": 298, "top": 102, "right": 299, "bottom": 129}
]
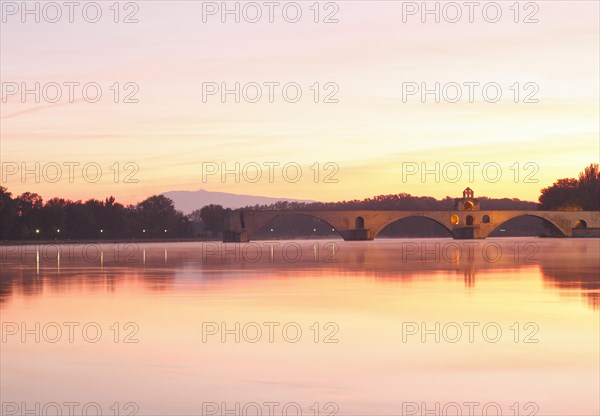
[{"left": 223, "top": 209, "right": 600, "bottom": 242}]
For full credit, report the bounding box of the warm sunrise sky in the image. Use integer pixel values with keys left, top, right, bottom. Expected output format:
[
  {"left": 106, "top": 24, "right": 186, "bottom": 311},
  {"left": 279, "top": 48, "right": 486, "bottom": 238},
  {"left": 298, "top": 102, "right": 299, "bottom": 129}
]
[{"left": 1, "top": 1, "right": 599, "bottom": 204}]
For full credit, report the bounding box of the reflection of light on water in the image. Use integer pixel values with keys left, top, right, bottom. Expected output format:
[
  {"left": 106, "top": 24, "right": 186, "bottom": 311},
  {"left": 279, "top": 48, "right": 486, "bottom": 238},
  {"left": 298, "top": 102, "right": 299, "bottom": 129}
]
[
  {"left": 57, "top": 250, "right": 60, "bottom": 274},
  {"left": 452, "top": 250, "right": 460, "bottom": 264},
  {"left": 100, "top": 250, "right": 104, "bottom": 269},
  {"left": 143, "top": 249, "right": 146, "bottom": 265},
  {"left": 164, "top": 249, "right": 168, "bottom": 264},
  {"left": 36, "top": 247, "right": 39, "bottom": 275}
]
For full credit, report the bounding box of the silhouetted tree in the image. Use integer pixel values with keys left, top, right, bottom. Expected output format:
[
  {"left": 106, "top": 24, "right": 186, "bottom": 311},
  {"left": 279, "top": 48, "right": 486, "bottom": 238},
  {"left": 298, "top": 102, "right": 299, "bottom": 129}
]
[
  {"left": 15, "top": 192, "right": 43, "bottom": 238},
  {"left": 0, "top": 186, "right": 17, "bottom": 239},
  {"left": 188, "top": 209, "right": 203, "bottom": 223},
  {"left": 136, "top": 195, "right": 190, "bottom": 237},
  {"left": 41, "top": 198, "right": 68, "bottom": 237},
  {"left": 539, "top": 164, "right": 599, "bottom": 210},
  {"left": 200, "top": 204, "right": 226, "bottom": 236},
  {"left": 578, "top": 163, "right": 600, "bottom": 210}
]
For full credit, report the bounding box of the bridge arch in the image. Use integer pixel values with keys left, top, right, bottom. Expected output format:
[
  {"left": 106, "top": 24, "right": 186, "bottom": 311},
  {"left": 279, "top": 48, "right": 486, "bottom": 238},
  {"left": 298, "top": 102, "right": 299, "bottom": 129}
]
[
  {"left": 485, "top": 213, "right": 569, "bottom": 238},
  {"left": 247, "top": 212, "right": 343, "bottom": 240},
  {"left": 373, "top": 215, "right": 454, "bottom": 239}
]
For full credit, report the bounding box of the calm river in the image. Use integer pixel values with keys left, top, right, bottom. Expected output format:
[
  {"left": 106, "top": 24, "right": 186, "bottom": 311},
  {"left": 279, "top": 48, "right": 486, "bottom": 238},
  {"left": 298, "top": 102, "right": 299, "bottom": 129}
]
[{"left": 1, "top": 238, "right": 598, "bottom": 415}]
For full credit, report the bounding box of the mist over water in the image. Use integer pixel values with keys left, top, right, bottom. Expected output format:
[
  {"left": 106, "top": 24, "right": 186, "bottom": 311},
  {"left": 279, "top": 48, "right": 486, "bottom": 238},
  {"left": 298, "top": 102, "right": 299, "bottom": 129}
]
[{"left": 1, "top": 238, "right": 598, "bottom": 415}]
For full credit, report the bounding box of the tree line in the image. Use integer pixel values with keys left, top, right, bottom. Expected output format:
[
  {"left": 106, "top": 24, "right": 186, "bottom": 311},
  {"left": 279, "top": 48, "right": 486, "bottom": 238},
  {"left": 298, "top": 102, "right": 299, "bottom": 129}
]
[
  {"left": 0, "top": 191, "right": 192, "bottom": 240},
  {"left": 1, "top": 164, "right": 597, "bottom": 240}
]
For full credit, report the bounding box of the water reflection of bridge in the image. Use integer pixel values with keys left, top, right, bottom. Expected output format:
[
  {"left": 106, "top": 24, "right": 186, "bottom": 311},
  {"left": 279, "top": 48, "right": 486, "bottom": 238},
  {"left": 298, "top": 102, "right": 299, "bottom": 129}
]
[{"left": 1, "top": 240, "right": 598, "bottom": 309}]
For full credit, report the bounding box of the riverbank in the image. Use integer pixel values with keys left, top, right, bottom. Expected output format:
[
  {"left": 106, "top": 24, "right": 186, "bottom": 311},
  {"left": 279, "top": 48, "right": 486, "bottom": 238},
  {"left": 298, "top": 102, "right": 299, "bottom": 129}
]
[{"left": 0, "top": 238, "right": 221, "bottom": 246}]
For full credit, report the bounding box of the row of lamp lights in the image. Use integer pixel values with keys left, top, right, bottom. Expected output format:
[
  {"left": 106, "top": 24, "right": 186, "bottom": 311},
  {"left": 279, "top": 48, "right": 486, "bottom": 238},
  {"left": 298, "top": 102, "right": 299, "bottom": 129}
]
[
  {"left": 37, "top": 226, "right": 343, "bottom": 235},
  {"left": 34, "top": 229, "right": 168, "bottom": 234},
  {"left": 270, "top": 228, "right": 336, "bottom": 232}
]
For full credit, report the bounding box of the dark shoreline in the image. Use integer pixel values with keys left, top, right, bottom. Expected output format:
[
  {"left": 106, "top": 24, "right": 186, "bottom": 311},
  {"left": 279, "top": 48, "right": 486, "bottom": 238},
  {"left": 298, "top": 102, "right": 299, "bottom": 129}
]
[
  {"left": 0, "top": 236, "right": 343, "bottom": 246},
  {"left": 0, "top": 238, "right": 220, "bottom": 246},
  {"left": 1, "top": 235, "right": 599, "bottom": 246}
]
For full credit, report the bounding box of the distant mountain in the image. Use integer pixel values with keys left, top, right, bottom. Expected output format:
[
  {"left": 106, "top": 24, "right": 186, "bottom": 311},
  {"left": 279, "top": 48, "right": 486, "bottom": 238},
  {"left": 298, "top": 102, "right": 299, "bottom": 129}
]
[{"left": 161, "top": 189, "right": 314, "bottom": 214}]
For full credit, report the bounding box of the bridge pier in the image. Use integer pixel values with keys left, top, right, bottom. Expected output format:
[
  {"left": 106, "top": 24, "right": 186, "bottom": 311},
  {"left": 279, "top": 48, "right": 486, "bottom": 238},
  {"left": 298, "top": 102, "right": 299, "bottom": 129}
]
[
  {"left": 451, "top": 226, "right": 486, "bottom": 239},
  {"left": 223, "top": 230, "right": 249, "bottom": 242},
  {"left": 339, "top": 229, "right": 375, "bottom": 241}
]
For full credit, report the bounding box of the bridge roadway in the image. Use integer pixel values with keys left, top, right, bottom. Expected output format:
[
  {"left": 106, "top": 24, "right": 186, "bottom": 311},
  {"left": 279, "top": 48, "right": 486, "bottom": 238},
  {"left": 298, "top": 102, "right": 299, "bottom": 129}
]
[{"left": 223, "top": 209, "right": 600, "bottom": 241}]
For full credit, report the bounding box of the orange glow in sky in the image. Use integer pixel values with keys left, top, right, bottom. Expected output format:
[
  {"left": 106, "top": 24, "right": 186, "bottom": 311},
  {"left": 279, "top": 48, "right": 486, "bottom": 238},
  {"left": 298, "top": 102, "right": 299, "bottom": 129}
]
[{"left": 1, "top": 1, "right": 598, "bottom": 204}]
